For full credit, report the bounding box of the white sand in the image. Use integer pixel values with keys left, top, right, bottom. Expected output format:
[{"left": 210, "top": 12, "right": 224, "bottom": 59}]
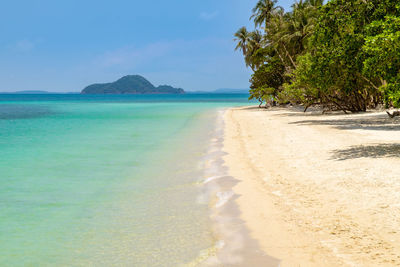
[{"left": 223, "top": 106, "right": 400, "bottom": 266}]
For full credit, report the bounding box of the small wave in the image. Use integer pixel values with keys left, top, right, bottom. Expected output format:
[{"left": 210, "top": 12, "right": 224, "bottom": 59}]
[
  {"left": 215, "top": 191, "right": 234, "bottom": 208},
  {"left": 203, "top": 175, "right": 222, "bottom": 184}
]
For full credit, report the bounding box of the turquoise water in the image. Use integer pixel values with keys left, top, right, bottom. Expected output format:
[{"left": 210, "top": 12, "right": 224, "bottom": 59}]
[{"left": 0, "top": 94, "right": 251, "bottom": 266}]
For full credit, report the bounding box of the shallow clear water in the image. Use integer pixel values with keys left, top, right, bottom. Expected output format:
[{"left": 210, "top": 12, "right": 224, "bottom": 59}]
[{"left": 0, "top": 94, "right": 251, "bottom": 266}]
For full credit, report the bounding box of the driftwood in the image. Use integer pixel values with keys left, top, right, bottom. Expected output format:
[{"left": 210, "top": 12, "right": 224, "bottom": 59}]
[{"left": 386, "top": 111, "right": 400, "bottom": 118}]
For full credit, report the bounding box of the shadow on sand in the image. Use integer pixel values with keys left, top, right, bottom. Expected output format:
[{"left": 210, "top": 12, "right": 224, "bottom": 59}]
[
  {"left": 240, "top": 107, "right": 400, "bottom": 161},
  {"left": 331, "top": 143, "right": 400, "bottom": 160},
  {"left": 290, "top": 114, "right": 400, "bottom": 131}
]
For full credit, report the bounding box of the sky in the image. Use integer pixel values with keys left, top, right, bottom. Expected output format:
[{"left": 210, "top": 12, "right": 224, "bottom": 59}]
[{"left": 0, "top": 0, "right": 294, "bottom": 92}]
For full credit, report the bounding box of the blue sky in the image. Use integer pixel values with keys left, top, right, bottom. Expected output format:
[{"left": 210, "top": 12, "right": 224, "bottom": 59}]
[{"left": 0, "top": 0, "right": 294, "bottom": 92}]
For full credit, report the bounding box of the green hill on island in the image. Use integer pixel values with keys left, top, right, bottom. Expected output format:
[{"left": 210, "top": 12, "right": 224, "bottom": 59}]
[{"left": 81, "top": 75, "right": 185, "bottom": 94}]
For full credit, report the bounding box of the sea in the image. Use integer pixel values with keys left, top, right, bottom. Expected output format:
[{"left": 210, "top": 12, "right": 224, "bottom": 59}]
[{"left": 0, "top": 93, "right": 254, "bottom": 266}]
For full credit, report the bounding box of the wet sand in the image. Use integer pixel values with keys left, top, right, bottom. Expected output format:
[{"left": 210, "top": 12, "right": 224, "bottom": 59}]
[
  {"left": 199, "top": 110, "right": 279, "bottom": 266},
  {"left": 223, "top": 106, "right": 400, "bottom": 266}
]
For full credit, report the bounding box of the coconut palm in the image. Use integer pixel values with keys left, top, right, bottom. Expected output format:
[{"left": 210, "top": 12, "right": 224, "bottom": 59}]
[
  {"left": 263, "top": 11, "right": 293, "bottom": 69},
  {"left": 234, "top": 27, "right": 250, "bottom": 56},
  {"left": 251, "top": 0, "right": 283, "bottom": 28},
  {"left": 246, "top": 30, "right": 265, "bottom": 70},
  {"left": 270, "top": 0, "right": 323, "bottom": 69}
]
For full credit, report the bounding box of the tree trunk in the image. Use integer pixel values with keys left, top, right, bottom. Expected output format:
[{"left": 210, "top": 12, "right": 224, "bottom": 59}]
[
  {"left": 281, "top": 42, "right": 297, "bottom": 69},
  {"left": 258, "top": 98, "right": 263, "bottom": 108},
  {"left": 273, "top": 47, "right": 288, "bottom": 70},
  {"left": 360, "top": 74, "right": 380, "bottom": 91}
]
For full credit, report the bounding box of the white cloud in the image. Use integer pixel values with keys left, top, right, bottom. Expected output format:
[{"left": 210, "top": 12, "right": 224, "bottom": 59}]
[{"left": 199, "top": 11, "right": 219, "bottom": 21}]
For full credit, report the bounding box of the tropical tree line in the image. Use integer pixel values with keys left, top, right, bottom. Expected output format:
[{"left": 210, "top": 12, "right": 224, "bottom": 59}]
[{"left": 235, "top": 0, "right": 400, "bottom": 113}]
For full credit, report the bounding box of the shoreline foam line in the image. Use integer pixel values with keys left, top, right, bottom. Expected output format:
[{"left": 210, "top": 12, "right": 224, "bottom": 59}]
[{"left": 195, "top": 108, "right": 279, "bottom": 266}]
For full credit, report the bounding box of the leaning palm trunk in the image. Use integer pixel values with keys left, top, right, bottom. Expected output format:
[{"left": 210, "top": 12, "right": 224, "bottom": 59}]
[
  {"left": 281, "top": 42, "right": 297, "bottom": 69},
  {"left": 273, "top": 47, "right": 287, "bottom": 68}
]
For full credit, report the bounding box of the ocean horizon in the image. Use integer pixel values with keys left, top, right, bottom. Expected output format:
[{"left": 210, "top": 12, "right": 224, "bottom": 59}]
[{"left": 0, "top": 93, "right": 252, "bottom": 266}]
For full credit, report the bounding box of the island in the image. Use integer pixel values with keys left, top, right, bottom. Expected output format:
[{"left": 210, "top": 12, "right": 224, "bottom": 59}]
[{"left": 81, "top": 75, "right": 185, "bottom": 94}]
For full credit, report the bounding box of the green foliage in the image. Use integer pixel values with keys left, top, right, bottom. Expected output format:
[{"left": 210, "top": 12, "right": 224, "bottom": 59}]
[
  {"left": 249, "top": 55, "right": 285, "bottom": 105},
  {"left": 251, "top": 0, "right": 281, "bottom": 27},
  {"left": 236, "top": 0, "right": 400, "bottom": 112},
  {"left": 288, "top": 0, "right": 378, "bottom": 112},
  {"left": 363, "top": 13, "right": 400, "bottom": 107},
  {"left": 279, "top": 53, "right": 319, "bottom": 105}
]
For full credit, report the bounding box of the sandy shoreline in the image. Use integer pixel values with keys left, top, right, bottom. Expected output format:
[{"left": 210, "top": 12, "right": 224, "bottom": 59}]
[
  {"left": 223, "top": 106, "right": 400, "bottom": 266},
  {"left": 195, "top": 109, "right": 277, "bottom": 267}
]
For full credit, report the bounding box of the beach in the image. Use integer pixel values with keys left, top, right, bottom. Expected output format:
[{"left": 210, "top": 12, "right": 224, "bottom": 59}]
[
  {"left": 4, "top": 94, "right": 400, "bottom": 266},
  {"left": 223, "top": 106, "right": 400, "bottom": 266}
]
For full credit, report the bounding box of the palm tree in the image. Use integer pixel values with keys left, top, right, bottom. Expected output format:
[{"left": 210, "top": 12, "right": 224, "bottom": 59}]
[
  {"left": 263, "top": 11, "right": 293, "bottom": 69},
  {"left": 306, "top": 0, "right": 324, "bottom": 8},
  {"left": 251, "top": 0, "right": 282, "bottom": 28},
  {"left": 237, "top": 0, "right": 324, "bottom": 73},
  {"left": 281, "top": 0, "right": 309, "bottom": 57},
  {"left": 246, "top": 30, "right": 264, "bottom": 70},
  {"left": 268, "top": 0, "right": 323, "bottom": 70},
  {"left": 234, "top": 27, "right": 250, "bottom": 57}
]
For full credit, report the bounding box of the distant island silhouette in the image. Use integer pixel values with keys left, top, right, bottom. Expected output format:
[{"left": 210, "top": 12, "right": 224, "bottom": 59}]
[{"left": 81, "top": 75, "right": 185, "bottom": 94}]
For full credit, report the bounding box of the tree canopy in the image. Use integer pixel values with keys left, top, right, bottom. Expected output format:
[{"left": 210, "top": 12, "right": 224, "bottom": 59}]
[{"left": 235, "top": 0, "right": 400, "bottom": 112}]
